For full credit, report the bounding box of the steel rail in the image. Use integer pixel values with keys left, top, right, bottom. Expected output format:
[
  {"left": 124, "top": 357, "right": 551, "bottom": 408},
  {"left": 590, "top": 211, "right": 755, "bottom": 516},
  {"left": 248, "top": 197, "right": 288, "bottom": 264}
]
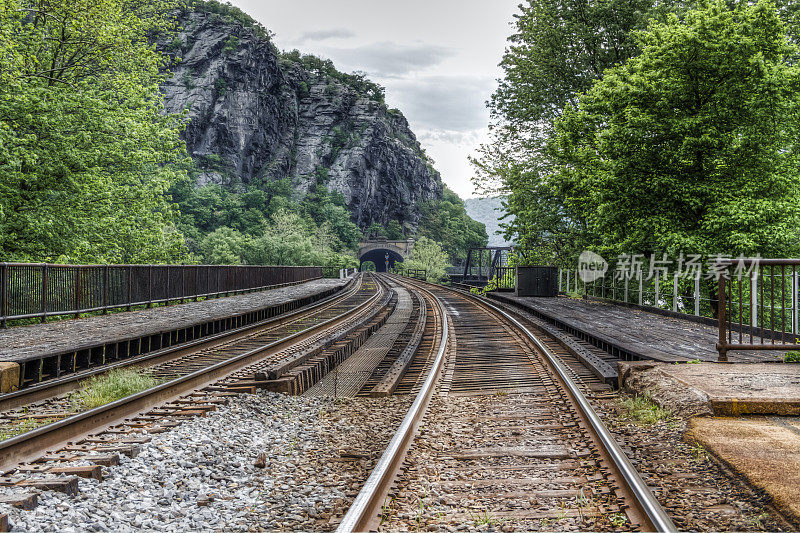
[
  {"left": 474, "top": 296, "right": 677, "bottom": 533},
  {"left": 337, "top": 279, "right": 449, "bottom": 533},
  {"left": 0, "top": 276, "right": 363, "bottom": 411},
  {"left": 0, "top": 275, "right": 386, "bottom": 472},
  {"left": 425, "top": 278, "right": 677, "bottom": 533}
]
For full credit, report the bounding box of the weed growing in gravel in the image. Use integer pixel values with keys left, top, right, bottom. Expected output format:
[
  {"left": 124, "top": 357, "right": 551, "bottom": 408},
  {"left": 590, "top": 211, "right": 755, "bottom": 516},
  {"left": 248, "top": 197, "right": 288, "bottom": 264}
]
[
  {"left": 744, "top": 511, "right": 771, "bottom": 529},
  {"left": 69, "top": 368, "right": 162, "bottom": 410},
  {"left": 379, "top": 496, "right": 398, "bottom": 526},
  {"left": 616, "top": 393, "right": 672, "bottom": 426},
  {"left": 0, "top": 416, "right": 60, "bottom": 441},
  {"left": 608, "top": 512, "right": 628, "bottom": 528},
  {"left": 576, "top": 487, "right": 598, "bottom": 523},
  {"left": 469, "top": 508, "right": 499, "bottom": 526},
  {"left": 687, "top": 442, "right": 709, "bottom": 462}
]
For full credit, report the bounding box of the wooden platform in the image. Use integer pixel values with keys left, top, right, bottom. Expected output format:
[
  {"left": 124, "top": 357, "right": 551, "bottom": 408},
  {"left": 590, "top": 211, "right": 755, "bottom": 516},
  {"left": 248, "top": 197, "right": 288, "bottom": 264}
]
[
  {"left": 487, "top": 293, "right": 784, "bottom": 363},
  {"left": 0, "top": 278, "right": 349, "bottom": 388}
]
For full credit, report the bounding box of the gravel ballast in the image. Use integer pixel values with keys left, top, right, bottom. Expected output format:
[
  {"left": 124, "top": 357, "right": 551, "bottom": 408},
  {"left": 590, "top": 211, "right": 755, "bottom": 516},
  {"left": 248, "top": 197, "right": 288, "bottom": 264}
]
[{"left": 1, "top": 392, "right": 409, "bottom": 532}]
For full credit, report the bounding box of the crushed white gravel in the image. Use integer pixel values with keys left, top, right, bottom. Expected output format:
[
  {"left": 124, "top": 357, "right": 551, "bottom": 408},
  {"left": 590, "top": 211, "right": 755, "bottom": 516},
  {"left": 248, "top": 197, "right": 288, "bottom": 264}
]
[{"left": 1, "top": 392, "right": 408, "bottom": 532}]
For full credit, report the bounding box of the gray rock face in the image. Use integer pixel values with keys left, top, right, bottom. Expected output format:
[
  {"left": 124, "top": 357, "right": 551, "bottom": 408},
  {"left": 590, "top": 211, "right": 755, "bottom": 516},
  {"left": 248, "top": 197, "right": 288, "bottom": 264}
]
[{"left": 160, "top": 9, "right": 443, "bottom": 231}]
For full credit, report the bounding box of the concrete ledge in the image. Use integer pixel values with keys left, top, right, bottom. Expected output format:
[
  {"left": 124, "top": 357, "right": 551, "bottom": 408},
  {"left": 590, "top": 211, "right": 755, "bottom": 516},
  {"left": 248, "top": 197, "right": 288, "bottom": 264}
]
[
  {"left": 688, "top": 417, "right": 800, "bottom": 525},
  {"left": 0, "top": 362, "right": 20, "bottom": 393},
  {"left": 619, "top": 361, "right": 800, "bottom": 416}
]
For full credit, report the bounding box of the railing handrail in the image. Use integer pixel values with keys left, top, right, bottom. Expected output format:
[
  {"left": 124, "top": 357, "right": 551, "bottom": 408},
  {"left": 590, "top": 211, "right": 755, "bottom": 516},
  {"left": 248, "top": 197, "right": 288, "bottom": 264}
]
[{"left": 0, "top": 263, "right": 324, "bottom": 326}]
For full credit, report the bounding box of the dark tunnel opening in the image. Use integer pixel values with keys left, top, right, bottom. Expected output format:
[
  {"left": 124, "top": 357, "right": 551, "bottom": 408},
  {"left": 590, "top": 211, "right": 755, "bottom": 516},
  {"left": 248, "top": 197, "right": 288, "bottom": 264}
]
[{"left": 359, "top": 248, "right": 404, "bottom": 272}]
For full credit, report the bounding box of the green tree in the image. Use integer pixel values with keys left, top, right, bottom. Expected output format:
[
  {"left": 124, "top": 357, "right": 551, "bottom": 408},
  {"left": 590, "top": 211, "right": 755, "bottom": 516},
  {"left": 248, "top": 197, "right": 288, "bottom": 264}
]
[
  {"left": 0, "top": 0, "right": 188, "bottom": 263},
  {"left": 402, "top": 237, "right": 451, "bottom": 283},
  {"left": 551, "top": 0, "right": 800, "bottom": 258},
  {"left": 472, "top": 0, "right": 668, "bottom": 263},
  {"left": 366, "top": 222, "right": 387, "bottom": 238},
  {"left": 198, "top": 227, "right": 247, "bottom": 264},
  {"left": 385, "top": 220, "right": 404, "bottom": 240},
  {"left": 417, "top": 187, "right": 488, "bottom": 264}
]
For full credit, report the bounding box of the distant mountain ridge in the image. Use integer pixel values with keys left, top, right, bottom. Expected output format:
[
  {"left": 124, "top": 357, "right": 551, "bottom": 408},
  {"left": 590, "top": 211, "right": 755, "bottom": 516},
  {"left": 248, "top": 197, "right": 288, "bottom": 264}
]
[{"left": 464, "top": 197, "right": 514, "bottom": 247}]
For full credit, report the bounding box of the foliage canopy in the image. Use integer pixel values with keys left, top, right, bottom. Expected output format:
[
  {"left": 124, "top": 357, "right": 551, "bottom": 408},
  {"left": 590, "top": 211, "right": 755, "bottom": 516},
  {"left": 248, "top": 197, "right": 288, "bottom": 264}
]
[
  {"left": 0, "top": 0, "right": 188, "bottom": 263},
  {"left": 475, "top": 0, "right": 800, "bottom": 265}
]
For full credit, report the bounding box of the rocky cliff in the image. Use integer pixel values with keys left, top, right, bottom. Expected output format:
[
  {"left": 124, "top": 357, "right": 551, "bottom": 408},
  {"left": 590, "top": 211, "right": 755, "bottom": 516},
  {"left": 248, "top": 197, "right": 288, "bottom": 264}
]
[{"left": 160, "top": 4, "right": 443, "bottom": 232}]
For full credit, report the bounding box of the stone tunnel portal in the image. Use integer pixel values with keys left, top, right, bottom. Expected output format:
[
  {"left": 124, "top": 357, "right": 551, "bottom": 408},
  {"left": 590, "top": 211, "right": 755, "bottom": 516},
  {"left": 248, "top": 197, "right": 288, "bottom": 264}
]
[{"left": 359, "top": 248, "right": 404, "bottom": 272}]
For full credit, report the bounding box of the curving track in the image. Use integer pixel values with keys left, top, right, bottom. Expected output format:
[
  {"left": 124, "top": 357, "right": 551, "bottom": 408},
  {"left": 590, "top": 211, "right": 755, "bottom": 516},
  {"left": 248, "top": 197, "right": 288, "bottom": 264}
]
[{"left": 339, "top": 275, "right": 675, "bottom": 532}]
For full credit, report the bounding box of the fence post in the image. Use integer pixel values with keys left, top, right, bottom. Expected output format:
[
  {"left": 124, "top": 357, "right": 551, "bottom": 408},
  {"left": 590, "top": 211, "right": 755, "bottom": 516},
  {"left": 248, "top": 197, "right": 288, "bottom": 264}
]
[
  {"left": 694, "top": 273, "right": 700, "bottom": 316},
  {"left": 718, "top": 273, "right": 728, "bottom": 362},
  {"left": 566, "top": 270, "right": 570, "bottom": 293},
  {"left": 74, "top": 267, "right": 81, "bottom": 319},
  {"left": 41, "top": 264, "right": 48, "bottom": 323},
  {"left": 148, "top": 265, "right": 153, "bottom": 308},
  {"left": 127, "top": 265, "right": 133, "bottom": 311},
  {"left": 558, "top": 269, "right": 562, "bottom": 293},
  {"left": 575, "top": 270, "right": 578, "bottom": 295},
  {"left": 624, "top": 276, "right": 629, "bottom": 303},
  {"left": 654, "top": 271, "right": 660, "bottom": 308},
  {"left": 751, "top": 273, "right": 758, "bottom": 329},
  {"left": 672, "top": 272, "right": 679, "bottom": 312},
  {"left": 638, "top": 274, "right": 643, "bottom": 306},
  {"left": 180, "top": 265, "right": 185, "bottom": 304},
  {"left": 793, "top": 273, "right": 798, "bottom": 335},
  {"left": 102, "top": 265, "right": 109, "bottom": 314},
  {"left": 1, "top": 263, "right": 7, "bottom": 328},
  {"left": 612, "top": 276, "right": 616, "bottom": 300}
]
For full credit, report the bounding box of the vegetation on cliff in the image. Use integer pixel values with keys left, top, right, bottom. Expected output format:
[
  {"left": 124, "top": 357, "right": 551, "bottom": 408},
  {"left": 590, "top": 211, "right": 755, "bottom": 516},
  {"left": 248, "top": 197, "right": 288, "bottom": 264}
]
[{"left": 0, "top": 0, "right": 486, "bottom": 270}]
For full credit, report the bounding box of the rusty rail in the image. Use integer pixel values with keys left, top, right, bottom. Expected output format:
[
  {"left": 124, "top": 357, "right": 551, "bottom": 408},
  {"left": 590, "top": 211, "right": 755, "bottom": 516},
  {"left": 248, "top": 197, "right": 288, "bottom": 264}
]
[
  {"left": 716, "top": 258, "right": 800, "bottom": 361},
  {"left": 0, "top": 263, "right": 322, "bottom": 326}
]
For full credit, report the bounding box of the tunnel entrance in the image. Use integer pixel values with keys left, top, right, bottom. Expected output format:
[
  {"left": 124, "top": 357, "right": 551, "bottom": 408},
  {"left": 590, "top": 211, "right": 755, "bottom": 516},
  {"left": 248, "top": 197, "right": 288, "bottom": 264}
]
[{"left": 359, "top": 248, "right": 403, "bottom": 272}]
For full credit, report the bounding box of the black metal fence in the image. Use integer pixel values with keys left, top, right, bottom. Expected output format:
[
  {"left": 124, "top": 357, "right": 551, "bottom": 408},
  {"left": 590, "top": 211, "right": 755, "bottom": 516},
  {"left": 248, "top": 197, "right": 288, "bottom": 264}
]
[
  {"left": 404, "top": 269, "right": 427, "bottom": 281},
  {"left": 0, "top": 263, "right": 323, "bottom": 326},
  {"left": 717, "top": 258, "right": 800, "bottom": 361}
]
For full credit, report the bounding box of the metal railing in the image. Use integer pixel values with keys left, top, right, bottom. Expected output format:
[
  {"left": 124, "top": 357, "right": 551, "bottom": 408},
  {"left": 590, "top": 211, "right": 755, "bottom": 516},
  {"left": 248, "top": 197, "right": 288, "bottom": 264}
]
[
  {"left": 493, "top": 266, "right": 515, "bottom": 290},
  {"left": 559, "top": 267, "right": 718, "bottom": 318},
  {"left": 0, "top": 263, "right": 323, "bottom": 326},
  {"left": 717, "top": 258, "right": 800, "bottom": 361},
  {"left": 404, "top": 269, "right": 427, "bottom": 281}
]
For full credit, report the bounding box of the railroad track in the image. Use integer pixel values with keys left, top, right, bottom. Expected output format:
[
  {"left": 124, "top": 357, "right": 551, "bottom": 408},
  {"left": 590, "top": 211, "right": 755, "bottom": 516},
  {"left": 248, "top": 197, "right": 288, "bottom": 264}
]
[
  {"left": 0, "top": 274, "right": 393, "bottom": 482},
  {"left": 338, "top": 275, "right": 675, "bottom": 532}
]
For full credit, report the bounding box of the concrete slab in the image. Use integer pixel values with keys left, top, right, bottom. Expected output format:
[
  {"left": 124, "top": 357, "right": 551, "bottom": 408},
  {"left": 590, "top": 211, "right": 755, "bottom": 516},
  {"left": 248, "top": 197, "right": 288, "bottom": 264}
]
[
  {"left": 619, "top": 361, "right": 800, "bottom": 416},
  {"left": 688, "top": 417, "right": 800, "bottom": 523}
]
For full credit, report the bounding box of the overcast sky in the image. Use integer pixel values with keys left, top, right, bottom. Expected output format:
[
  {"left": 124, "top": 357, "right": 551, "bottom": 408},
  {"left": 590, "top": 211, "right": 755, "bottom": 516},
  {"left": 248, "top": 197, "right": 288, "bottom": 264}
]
[{"left": 228, "top": 0, "right": 520, "bottom": 198}]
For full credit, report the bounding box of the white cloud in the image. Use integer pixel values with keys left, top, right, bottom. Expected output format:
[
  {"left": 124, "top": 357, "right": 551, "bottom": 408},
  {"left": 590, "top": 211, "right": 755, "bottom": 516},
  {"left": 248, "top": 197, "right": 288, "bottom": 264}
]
[
  {"left": 294, "top": 28, "right": 356, "bottom": 44},
  {"left": 387, "top": 75, "right": 494, "bottom": 132},
  {"left": 323, "top": 42, "right": 456, "bottom": 77}
]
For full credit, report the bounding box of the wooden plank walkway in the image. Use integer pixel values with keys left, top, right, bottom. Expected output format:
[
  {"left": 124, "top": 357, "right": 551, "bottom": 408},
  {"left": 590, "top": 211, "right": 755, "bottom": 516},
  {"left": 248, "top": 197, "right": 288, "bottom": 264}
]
[
  {"left": 488, "top": 294, "right": 784, "bottom": 363},
  {"left": 0, "top": 278, "right": 348, "bottom": 364}
]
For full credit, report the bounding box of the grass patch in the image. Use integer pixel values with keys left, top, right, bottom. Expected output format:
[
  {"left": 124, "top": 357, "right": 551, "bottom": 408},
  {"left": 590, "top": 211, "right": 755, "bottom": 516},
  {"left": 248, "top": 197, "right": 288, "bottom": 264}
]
[
  {"left": 784, "top": 351, "right": 800, "bottom": 363},
  {"left": 69, "top": 368, "right": 162, "bottom": 410},
  {"left": 616, "top": 393, "right": 672, "bottom": 426},
  {"left": 0, "top": 416, "right": 60, "bottom": 441},
  {"left": 0, "top": 367, "right": 161, "bottom": 442}
]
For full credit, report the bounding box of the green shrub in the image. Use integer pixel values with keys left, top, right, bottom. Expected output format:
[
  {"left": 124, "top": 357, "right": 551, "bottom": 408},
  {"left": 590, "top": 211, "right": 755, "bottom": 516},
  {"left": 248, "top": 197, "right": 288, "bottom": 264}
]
[
  {"left": 785, "top": 351, "right": 800, "bottom": 363},
  {"left": 616, "top": 393, "right": 672, "bottom": 426},
  {"left": 222, "top": 35, "right": 239, "bottom": 54}
]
